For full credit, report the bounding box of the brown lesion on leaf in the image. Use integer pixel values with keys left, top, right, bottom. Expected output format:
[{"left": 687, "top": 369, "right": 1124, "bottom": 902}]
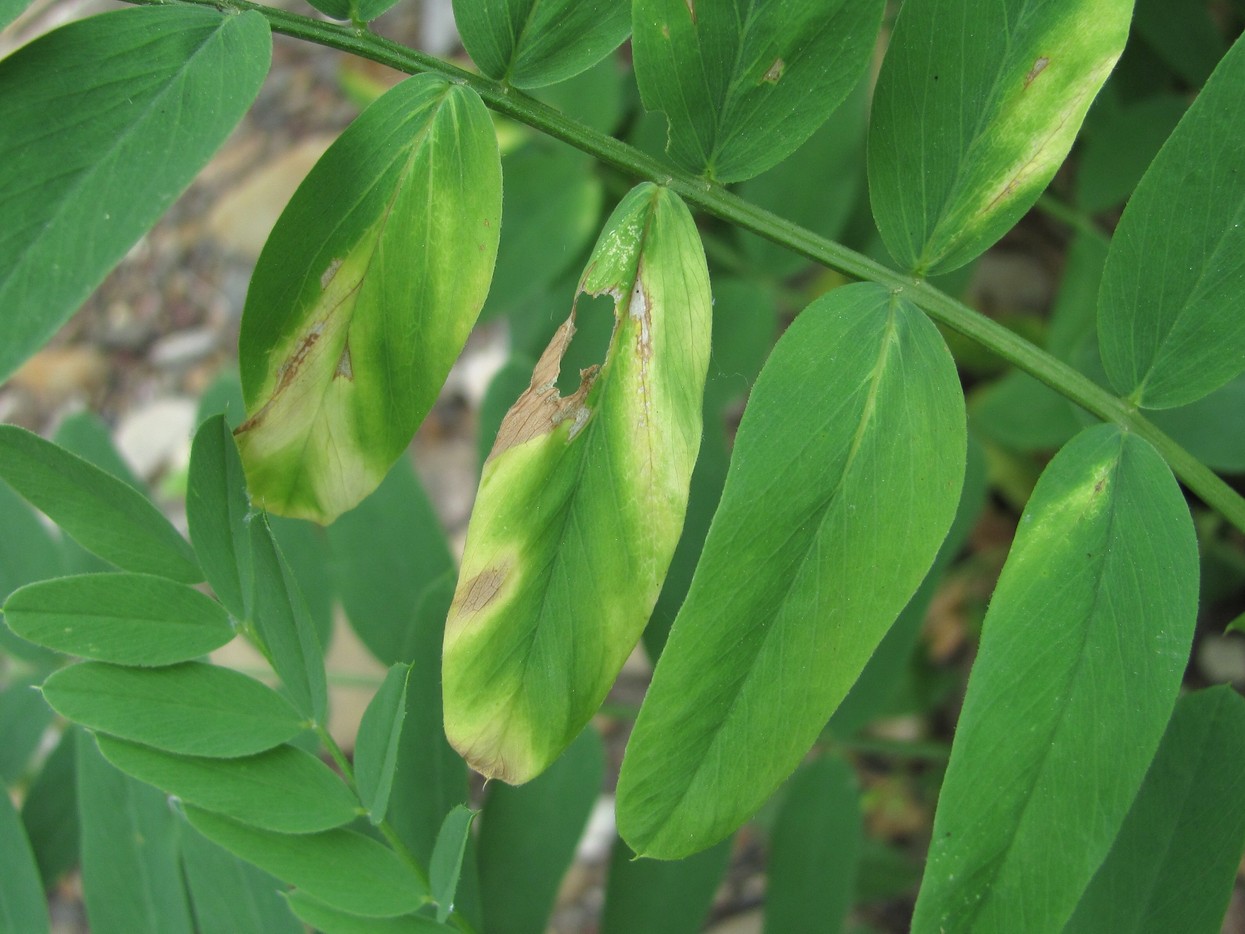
[
  {"left": 235, "top": 322, "right": 326, "bottom": 434},
  {"left": 453, "top": 565, "right": 509, "bottom": 616},
  {"left": 762, "top": 58, "right": 785, "bottom": 84},
  {"left": 684, "top": 0, "right": 696, "bottom": 24},
  {"left": 1023, "top": 56, "right": 1050, "bottom": 89},
  {"left": 487, "top": 314, "right": 599, "bottom": 461}
]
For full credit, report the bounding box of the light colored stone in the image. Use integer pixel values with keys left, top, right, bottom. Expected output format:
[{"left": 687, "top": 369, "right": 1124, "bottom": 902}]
[
  {"left": 114, "top": 396, "right": 198, "bottom": 480},
  {"left": 205, "top": 136, "right": 334, "bottom": 257}
]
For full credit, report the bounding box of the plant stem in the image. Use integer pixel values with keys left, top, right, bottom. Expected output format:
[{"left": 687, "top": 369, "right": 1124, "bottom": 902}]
[{"left": 120, "top": 0, "right": 1245, "bottom": 534}]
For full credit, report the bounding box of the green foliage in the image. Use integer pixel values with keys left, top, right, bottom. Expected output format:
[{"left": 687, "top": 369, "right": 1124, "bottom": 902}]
[{"left": 2, "top": 0, "right": 1245, "bottom": 931}]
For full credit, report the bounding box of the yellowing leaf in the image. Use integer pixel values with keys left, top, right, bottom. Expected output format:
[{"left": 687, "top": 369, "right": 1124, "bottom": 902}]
[
  {"left": 442, "top": 184, "right": 711, "bottom": 784},
  {"left": 236, "top": 75, "right": 501, "bottom": 523}
]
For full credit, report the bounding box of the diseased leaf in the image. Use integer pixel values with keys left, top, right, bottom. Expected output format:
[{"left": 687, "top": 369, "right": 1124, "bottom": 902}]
[
  {"left": 355, "top": 664, "right": 410, "bottom": 824},
  {"left": 869, "top": 0, "right": 1131, "bottom": 274},
  {"left": 442, "top": 183, "right": 712, "bottom": 784},
  {"left": 96, "top": 736, "right": 358, "bottom": 834},
  {"left": 0, "top": 425, "right": 200, "bottom": 583},
  {"left": 0, "top": 5, "right": 270, "bottom": 382},
  {"left": 452, "top": 0, "right": 630, "bottom": 88},
  {"left": 632, "top": 0, "right": 883, "bottom": 183},
  {"left": 911, "top": 424, "right": 1199, "bottom": 933},
  {"left": 1098, "top": 30, "right": 1245, "bottom": 408},
  {"left": 236, "top": 74, "right": 500, "bottom": 523},
  {"left": 184, "top": 807, "right": 427, "bottom": 918},
  {"left": 43, "top": 662, "right": 305, "bottom": 758},
  {"left": 616, "top": 282, "right": 965, "bottom": 858},
  {"left": 3, "top": 573, "right": 234, "bottom": 666}
]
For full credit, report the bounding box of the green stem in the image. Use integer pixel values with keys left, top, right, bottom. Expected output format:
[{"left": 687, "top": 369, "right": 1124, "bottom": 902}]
[{"left": 122, "top": 0, "right": 1245, "bottom": 534}]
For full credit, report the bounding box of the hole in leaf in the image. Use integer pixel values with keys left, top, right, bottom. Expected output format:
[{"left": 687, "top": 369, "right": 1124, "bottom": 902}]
[{"left": 555, "top": 293, "right": 615, "bottom": 395}]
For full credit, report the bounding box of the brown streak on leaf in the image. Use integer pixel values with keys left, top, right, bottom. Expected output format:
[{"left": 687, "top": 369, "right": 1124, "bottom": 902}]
[
  {"left": 453, "top": 565, "right": 509, "bottom": 616},
  {"left": 235, "top": 324, "right": 325, "bottom": 434},
  {"left": 762, "top": 58, "right": 785, "bottom": 84},
  {"left": 1024, "top": 56, "right": 1050, "bottom": 89},
  {"left": 487, "top": 314, "right": 598, "bottom": 460},
  {"left": 684, "top": 0, "right": 696, "bottom": 24}
]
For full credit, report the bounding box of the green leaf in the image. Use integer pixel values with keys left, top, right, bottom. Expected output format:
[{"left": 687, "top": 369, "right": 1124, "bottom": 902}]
[
  {"left": 481, "top": 143, "right": 603, "bottom": 321},
  {"left": 600, "top": 835, "right": 732, "bottom": 934},
  {"left": 1075, "top": 94, "right": 1187, "bottom": 213},
  {"left": 1149, "top": 372, "right": 1245, "bottom": 474},
  {"left": 442, "top": 184, "right": 712, "bottom": 784},
  {"left": 184, "top": 807, "right": 428, "bottom": 918},
  {"left": 43, "top": 662, "right": 305, "bottom": 758},
  {"left": 0, "top": 5, "right": 270, "bottom": 383},
  {"left": 1133, "top": 0, "right": 1225, "bottom": 87},
  {"left": 180, "top": 827, "right": 302, "bottom": 934},
  {"left": 0, "top": 425, "right": 200, "bottom": 582},
  {"left": 3, "top": 573, "right": 234, "bottom": 666},
  {"left": 616, "top": 282, "right": 965, "bottom": 859},
  {"left": 326, "top": 456, "right": 453, "bottom": 666},
  {"left": 235, "top": 74, "right": 500, "bottom": 523},
  {"left": 355, "top": 664, "right": 410, "bottom": 824},
  {"left": 1065, "top": 687, "right": 1245, "bottom": 934},
  {"left": 0, "top": 0, "right": 34, "bottom": 31},
  {"left": 96, "top": 736, "right": 358, "bottom": 834},
  {"left": 452, "top": 0, "right": 630, "bottom": 88},
  {"left": 477, "top": 727, "right": 603, "bottom": 934},
  {"left": 21, "top": 727, "right": 80, "bottom": 890},
  {"left": 268, "top": 515, "right": 336, "bottom": 650},
  {"left": 285, "top": 893, "right": 451, "bottom": 933},
  {"left": 738, "top": 77, "right": 868, "bottom": 278},
  {"left": 305, "top": 0, "right": 400, "bottom": 24},
  {"left": 0, "top": 682, "right": 52, "bottom": 784},
  {"left": 1097, "top": 30, "right": 1245, "bottom": 409},
  {"left": 77, "top": 731, "right": 195, "bottom": 934},
  {"left": 764, "top": 756, "right": 861, "bottom": 934},
  {"left": 388, "top": 576, "right": 468, "bottom": 863},
  {"left": 643, "top": 277, "right": 777, "bottom": 658},
  {"left": 0, "top": 787, "right": 49, "bottom": 934},
  {"left": 631, "top": 0, "right": 883, "bottom": 183},
  {"left": 869, "top": 0, "right": 1130, "bottom": 274},
  {"left": 911, "top": 424, "right": 1199, "bottom": 933},
  {"left": 828, "top": 437, "right": 987, "bottom": 737},
  {"left": 430, "top": 806, "right": 476, "bottom": 923},
  {"left": 188, "top": 415, "right": 253, "bottom": 621},
  {"left": 249, "top": 517, "right": 328, "bottom": 723}
]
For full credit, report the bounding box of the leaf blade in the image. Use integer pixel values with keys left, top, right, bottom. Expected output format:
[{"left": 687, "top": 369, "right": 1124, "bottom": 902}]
[
  {"left": 0, "top": 5, "right": 270, "bottom": 382},
  {"left": 616, "top": 282, "right": 966, "bottom": 858},
  {"left": 868, "top": 0, "right": 1130, "bottom": 273},
  {"left": 911, "top": 424, "right": 1200, "bottom": 933}
]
